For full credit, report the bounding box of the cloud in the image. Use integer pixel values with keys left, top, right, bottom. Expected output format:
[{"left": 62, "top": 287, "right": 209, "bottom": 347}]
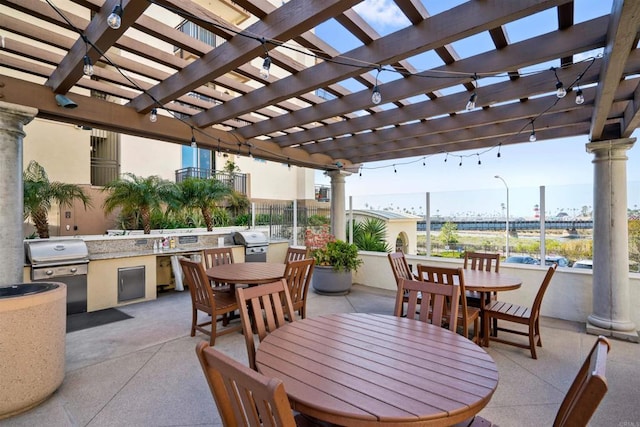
[{"left": 353, "top": 0, "right": 409, "bottom": 29}]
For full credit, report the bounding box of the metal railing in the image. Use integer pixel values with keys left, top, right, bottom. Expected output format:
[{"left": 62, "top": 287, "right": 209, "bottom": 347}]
[
  {"left": 251, "top": 202, "right": 330, "bottom": 242},
  {"left": 174, "top": 168, "right": 247, "bottom": 194}
]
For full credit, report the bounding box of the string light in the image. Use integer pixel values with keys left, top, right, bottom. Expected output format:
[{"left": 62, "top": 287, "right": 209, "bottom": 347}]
[
  {"left": 529, "top": 121, "right": 537, "bottom": 142},
  {"left": 422, "top": 158, "right": 426, "bottom": 166},
  {"left": 259, "top": 38, "right": 271, "bottom": 79},
  {"left": 444, "top": 153, "right": 448, "bottom": 163},
  {"left": 191, "top": 128, "right": 197, "bottom": 148},
  {"left": 466, "top": 74, "right": 478, "bottom": 110},
  {"left": 552, "top": 67, "right": 566, "bottom": 98},
  {"left": 81, "top": 35, "right": 93, "bottom": 76},
  {"left": 497, "top": 143, "right": 501, "bottom": 158},
  {"left": 458, "top": 158, "right": 462, "bottom": 167},
  {"left": 575, "top": 87, "right": 584, "bottom": 104},
  {"left": 477, "top": 153, "right": 481, "bottom": 165},
  {"left": 371, "top": 66, "right": 382, "bottom": 105},
  {"left": 149, "top": 108, "right": 157, "bottom": 122},
  {"left": 107, "top": 1, "right": 123, "bottom": 30},
  {"left": 83, "top": 55, "right": 94, "bottom": 76},
  {"left": 393, "top": 164, "right": 397, "bottom": 173}
]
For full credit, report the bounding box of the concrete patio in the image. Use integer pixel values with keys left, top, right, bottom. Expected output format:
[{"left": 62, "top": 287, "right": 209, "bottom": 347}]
[{"left": 4, "top": 283, "right": 640, "bottom": 427}]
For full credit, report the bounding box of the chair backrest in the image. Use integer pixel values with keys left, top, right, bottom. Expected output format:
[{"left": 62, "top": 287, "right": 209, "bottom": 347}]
[
  {"left": 531, "top": 264, "right": 558, "bottom": 316},
  {"left": 236, "top": 279, "right": 296, "bottom": 370},
  {"left": 203, "top": 247, "right": 234, "bottom": 269},
  {"left": 463, "top": 251, "right": 500, "bottom": 272},
  {"left": 395, "top": 278, "right": 459, "bottom": 331},
  {"left": 388, "top": 251, "right": 414, "bottom": 286},
  {"left": 417, "top": 265, "right": 468, "bottom": 316},
  {"left": 180, "top": 258, "right": 214, "bottom": 312},
  {"left": 285, "top": 246, "right": 308, "bottom": 263},
  {"left": 195, "top": 341, "right": 297, "bottom": 427},
  {"left": 553, "top": 336, "right": 610, "bottom": 427},
  {"left": 283, "top": 258, "right": 315, "bottom": 317}
]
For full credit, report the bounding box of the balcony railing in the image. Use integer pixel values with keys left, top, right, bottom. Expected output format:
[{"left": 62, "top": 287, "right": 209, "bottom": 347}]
[{"left": 174, "top": 167, "right": 247, "bottom": 194}]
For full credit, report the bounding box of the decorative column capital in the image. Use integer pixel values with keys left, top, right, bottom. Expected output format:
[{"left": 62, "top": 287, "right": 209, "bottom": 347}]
[{"left": 586, "top": 137, "right": 635, "bottom": 155}]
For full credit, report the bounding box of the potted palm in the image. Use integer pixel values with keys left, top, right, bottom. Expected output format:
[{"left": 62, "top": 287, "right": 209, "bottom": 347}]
[{"left": 305, "top": 227, "right": 363, "bottom": 295}]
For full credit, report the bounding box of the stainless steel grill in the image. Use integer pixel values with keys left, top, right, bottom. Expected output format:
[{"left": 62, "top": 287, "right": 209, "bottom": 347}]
[
  {"left": 25, "top": 239, "right": 89, "bottom": 314},
  {"left": 233, "top": 231, "right": 268, "bottom": 262}
]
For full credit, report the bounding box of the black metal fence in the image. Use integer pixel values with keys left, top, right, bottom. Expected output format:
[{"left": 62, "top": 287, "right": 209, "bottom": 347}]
[
  {"left": 251, "top": 203, "right": 331, "bottom": 242},
  {"left": 174, "top": 167, "right": 247, "bottom": 194}
]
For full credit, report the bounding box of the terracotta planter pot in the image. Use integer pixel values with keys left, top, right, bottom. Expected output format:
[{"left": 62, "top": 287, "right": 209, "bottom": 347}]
[{"left": 311, "top": 265, "right": 352, "bottom": 295}]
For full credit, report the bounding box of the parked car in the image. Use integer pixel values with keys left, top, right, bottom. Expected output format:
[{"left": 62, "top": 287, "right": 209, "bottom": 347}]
[
  {"left": 572, "top": 259, "right": 593, "bottom": 269},
  {"left": 545, "top": 256, "right": 569, "bottom": 267},
  {"left": 504, "top": 256, "right": 540, "bottom": 265}
]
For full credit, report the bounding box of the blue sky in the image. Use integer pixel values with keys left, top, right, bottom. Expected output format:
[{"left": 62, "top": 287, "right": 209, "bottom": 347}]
[{"left": 312, "top": 0, "right": 640, "bottom": 215}]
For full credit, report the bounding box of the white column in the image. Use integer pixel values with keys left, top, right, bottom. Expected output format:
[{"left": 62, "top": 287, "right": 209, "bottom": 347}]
[
  {"left": 586, "top": 137, "right": 638, "bottom": 342},
  {"left": 0, "top": 102, "right": 37, "bottom": 285},
  {"left": 326, "top": 170, "right": 350, "bottom": 241}
]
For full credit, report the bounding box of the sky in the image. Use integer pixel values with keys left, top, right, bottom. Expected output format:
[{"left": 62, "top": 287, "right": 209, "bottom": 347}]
[{"left": 312, "top": 0, "right": 640, "bottom": 217}]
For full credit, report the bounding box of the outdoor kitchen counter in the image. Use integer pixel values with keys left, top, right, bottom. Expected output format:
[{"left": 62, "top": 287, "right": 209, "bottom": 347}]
[{"left": 87, "top": 246, "right": 241, "bottom": 261}]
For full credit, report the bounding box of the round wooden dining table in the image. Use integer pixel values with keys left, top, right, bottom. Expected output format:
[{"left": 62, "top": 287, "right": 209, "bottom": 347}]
[
  {"left": 205, "top": 262, "right": 285, "bottom": 285},
  {"left": 463, "top": 269, "right": 522, "bottom": 295},
  {"left": 256, "top": 313, "right": 498, "bottom": 426}
]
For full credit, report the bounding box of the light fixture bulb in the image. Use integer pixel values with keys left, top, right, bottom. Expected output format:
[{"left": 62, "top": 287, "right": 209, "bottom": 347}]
[
  {"left": 82, "top": 55, "right": 94, "bottom": 76},
  {"left": 191, "top": 136, "right": 197, "bottom": 149},
  {"left": 149, "top": 108, "right": 157, "bottom": 123},
  {"left": 260, "top": 57, "right": 271, "bottom": 79},
  {"left": 466, "top": 93, "right": 477, "bottom": 110},
  {"left": 107, "top": 5, "right": 123, "bottom": 29},
  {"left": 371, "top": 85, "right": 382, "bottom": 105},
  {"left": 529, "top": 131, "right": 537, "bottom": 142},
  {"left": 555, "top": 81, "right": 566, "bottom": 98},
  {"left": 575, "top": 88, "right": 584, "bottom": 105}
]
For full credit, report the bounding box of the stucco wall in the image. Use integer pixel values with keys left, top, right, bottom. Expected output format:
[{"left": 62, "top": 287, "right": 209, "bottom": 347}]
[{"left": 353, "top": 251, "right": 640, "bottom": 330}]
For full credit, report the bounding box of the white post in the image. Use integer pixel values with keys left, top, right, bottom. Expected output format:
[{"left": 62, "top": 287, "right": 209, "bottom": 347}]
[
  {"left": 348, "top": 196, "right": 353, "bottom": 244},
  {"left": 425, "top": 192, "right": 431, "bottom": 257},
  {"left": 540, "top": 186, "right": 546, "bottom": 263},
  {"left": 495, "top": 175, "right": 510, "bottom": 258}
]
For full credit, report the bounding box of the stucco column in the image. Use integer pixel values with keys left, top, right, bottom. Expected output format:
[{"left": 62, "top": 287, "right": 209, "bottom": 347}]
[
  {"left": 586, "top": 137, "right": 638, "bottom": 342},
  {"left": 326, "top": 170, "right": 350, "bottom": 241},
  {"left": 0, "top": 102, "right": 37, "bottom": 285}
]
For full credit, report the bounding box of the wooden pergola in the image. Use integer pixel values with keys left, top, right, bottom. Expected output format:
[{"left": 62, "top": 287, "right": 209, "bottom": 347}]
[{"left": 2, "top": 0, "right": 640, "bottom": 171}]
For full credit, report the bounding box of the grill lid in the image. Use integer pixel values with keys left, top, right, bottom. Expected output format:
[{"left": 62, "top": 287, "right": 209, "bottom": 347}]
[
  {"left": 233, "top": 231, "right": 268, "bottom": 247},
  {"left": 25, "top": 239, "right": 89, "bottom": 266}
]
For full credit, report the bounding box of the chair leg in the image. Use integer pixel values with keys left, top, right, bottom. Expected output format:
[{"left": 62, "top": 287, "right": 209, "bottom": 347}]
[
  {"left": 529, "top": 324, "right": 537, "bottom": 359},
  {"left": 482, "top": 313, "right": 491, "bottom": 347},
  {"left": 535, "top": 318, "right": 542, "bottom": 347},
  {"left": 210, "top": 320, "right": 217, "bottom": 346},
  {"left": 191, "top": 309, "right": 197, "bottom": 337}
]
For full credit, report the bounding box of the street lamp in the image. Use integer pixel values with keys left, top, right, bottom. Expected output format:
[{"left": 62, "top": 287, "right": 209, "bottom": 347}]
[{"left": 495, "top": 175, "right": 510, "bottom": 258}]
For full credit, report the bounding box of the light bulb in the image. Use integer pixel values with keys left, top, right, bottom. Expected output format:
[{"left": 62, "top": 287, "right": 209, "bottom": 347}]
[
  {"left": 575, "top": 88, "right": 584, "bottom": 105},
  {"left": 191, "top": 136, "right": 197, "bottom": 149},
  {"left": 260, "top": 57, "right": 271, "bottom": 79},
  {"left": 149, "top": 108, "right": 157, "bottom": 123},
  {"left": 529, "top": 131, "right": 537, "bottom": 142},
  {"left": 555, "top": 81, "right": 566, "bottom": 98},
  {"left": 371, "top": 86, "right": 382, "bottom": 104},
  {"left": 107, "top": 5, "right": 122, "bottom": 29},
  {"left": 82, "top": 55, "right": 94, "bottom": 76},
  {"left": 466, "top": 93, "right": 477, "bottom": 110}
]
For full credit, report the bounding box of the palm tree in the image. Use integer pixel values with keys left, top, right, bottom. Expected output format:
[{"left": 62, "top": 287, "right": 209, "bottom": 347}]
[
  {"left": 23, "top": 160, "right": 92, "bottom": 238},
  {"left": 225, "top": 190, "right": 250, "bottom": 218},
  {"left": 174, "top": 178, "right": 231, "bottom": 231},
  {"left": 102, "top": 173, "right": 177, "bottom": 234}
]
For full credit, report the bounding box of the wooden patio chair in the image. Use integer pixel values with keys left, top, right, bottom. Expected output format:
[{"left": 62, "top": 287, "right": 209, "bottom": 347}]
[
  {"left": 283, "top": 257, "right": 315, "bottom": 319},
  {"left": 236, "top": 279, "right": 296, "bottom": 370},
  {"left": 417, "top": 265, "right": 480, "bottom": 344},
  {"left": 463, "top": 251, "right": 500, "bottom": 329},
  {"left": 482, "top": 264, "right": 558, "bottom": 358},
  {"left": 285, "top": 246, "right": 308, "bottom": 263},
  {"left": 179, "top": 258, "right": 241, "bottom": 346},
  {"left": 196, "top": 341, "right": 305, "bottom": 427},
  {"left": 394, "top": 278, "right": 459, "bottom": 331},
  {"left": 388, "top": 250, "right": 419, "bottom": 317},
  {"left": 202, "top": 247, "right": 235, "bottom": 293},
  {"left": 465, "top": 335, "right": 610, "bottom": 427}
]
